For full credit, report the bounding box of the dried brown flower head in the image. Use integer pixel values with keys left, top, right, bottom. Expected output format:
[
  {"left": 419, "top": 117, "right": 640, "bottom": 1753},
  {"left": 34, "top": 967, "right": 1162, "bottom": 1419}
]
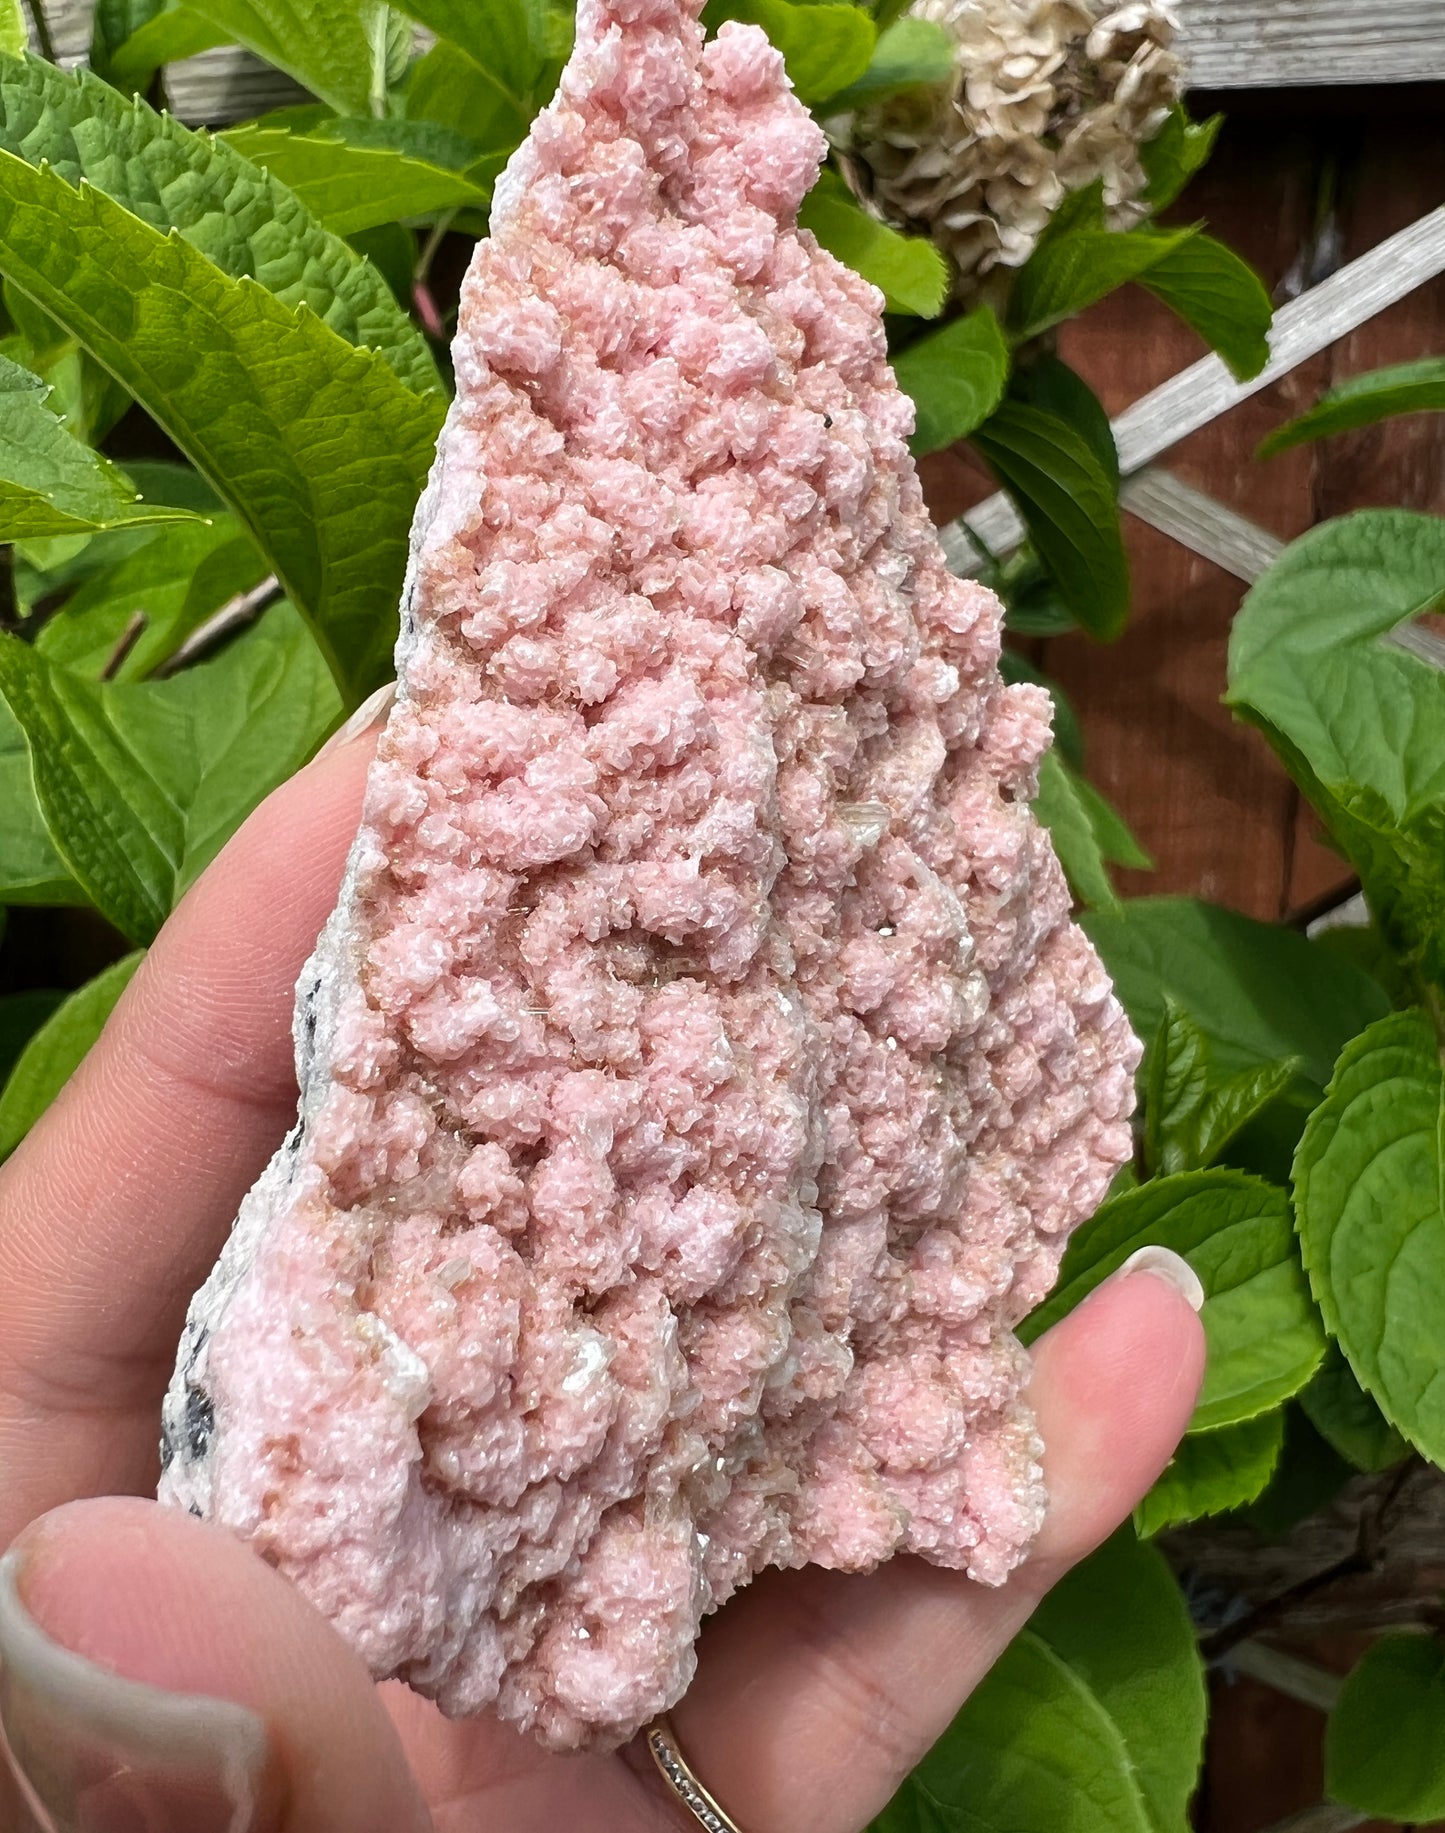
[{"left": 844, "top": 0, "right": 1182, "bottom": 300}]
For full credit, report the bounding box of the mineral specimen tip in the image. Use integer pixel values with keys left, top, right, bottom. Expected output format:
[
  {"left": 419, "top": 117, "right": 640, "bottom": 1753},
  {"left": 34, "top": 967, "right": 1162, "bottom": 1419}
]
[{"left": 159, "top": 0, "right": 1140, "bottom": 1750}]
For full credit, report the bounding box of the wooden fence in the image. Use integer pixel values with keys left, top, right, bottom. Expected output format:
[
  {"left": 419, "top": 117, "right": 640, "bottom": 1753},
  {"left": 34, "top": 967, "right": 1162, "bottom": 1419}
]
[{"left": 923, "top": 87, "right": 1445, "bottom": 929}]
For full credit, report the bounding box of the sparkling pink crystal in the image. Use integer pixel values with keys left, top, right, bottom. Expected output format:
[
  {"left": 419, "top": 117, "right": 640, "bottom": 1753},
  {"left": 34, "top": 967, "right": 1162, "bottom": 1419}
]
[{"left": 160, "top": 0, "right": 1139, "bottom": 1749}]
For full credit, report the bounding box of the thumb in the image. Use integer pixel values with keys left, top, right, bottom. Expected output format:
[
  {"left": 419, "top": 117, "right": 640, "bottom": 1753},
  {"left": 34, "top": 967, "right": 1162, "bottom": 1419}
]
[{"left": 0, "top": 1497, "right": 432, "bottom": 1833}]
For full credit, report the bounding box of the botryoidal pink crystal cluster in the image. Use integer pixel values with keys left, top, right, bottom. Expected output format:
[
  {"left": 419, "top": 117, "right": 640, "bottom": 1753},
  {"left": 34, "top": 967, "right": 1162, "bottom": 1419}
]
[{"left": 160, "top": 0, "right": 1139, "bottom": 1749}]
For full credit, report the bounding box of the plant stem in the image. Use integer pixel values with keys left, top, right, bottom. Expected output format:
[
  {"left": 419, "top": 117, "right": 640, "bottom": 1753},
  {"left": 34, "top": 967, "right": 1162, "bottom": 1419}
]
[
  {"left": 99, "top": 609, "right": 148, "bottom": 680},
  {"left": 367, "top": 3, "right": 390, "bottom": 119},
  {"left": 21, "top": 0, "right": 56, "bottom": 64},
  {"left": 1202, "top": 1460, "right": 1426, "bottom": 1662},
  {"left": 0, "top": 545, "right": 18, "bottom": 635},
  {"left": 414, "top": 212, "right": 456, "bottom": 291},
  {"left": 153, "top": 576, "right": 281, "bottom": 676},
  {"left": 1202, "top": 1549, "right": 1371, "bottom": 1663}
]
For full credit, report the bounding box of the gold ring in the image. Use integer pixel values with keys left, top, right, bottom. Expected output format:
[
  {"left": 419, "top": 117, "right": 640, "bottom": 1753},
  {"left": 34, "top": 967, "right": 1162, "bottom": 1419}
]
[{"left": 643, "top": 1714, "right": 746, "bottom": 1833}]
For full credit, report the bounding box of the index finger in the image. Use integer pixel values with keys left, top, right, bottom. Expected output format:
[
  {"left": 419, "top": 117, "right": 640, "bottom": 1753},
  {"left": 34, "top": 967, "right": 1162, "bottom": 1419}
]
[{"left": 0, "top": 733, "right": 376, "bottom": 1547}]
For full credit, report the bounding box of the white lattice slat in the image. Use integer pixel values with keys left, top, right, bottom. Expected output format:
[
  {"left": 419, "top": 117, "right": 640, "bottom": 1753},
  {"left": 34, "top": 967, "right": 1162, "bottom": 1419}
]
[
  {"left": 1120, "top": 470, "right": 1285, "bottom": 583},
  {"left": 947, "top": 207, "right": 1445, "bottom": 570}
]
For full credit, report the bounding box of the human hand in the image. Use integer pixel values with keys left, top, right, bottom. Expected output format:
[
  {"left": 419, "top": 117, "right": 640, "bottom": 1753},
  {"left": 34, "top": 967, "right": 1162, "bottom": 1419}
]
[{"left": 0, "top": 716, "right": 1206, "bottom": 1833}]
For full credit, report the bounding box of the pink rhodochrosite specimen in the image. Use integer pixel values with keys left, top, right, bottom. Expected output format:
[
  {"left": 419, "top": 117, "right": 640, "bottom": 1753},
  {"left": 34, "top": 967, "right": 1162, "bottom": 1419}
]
[{"left": 160, "top": 0, "right": 1139, "bottom": 1749}]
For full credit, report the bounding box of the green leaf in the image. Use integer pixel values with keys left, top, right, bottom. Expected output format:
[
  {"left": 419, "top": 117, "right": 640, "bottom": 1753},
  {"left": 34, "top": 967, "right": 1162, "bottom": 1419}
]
[
  {"left": 3, "top": 292, "right": 134, "bottom": 446},
  {"left": 1300, "top": 1343, "right": 1410, "bottom": 1474},
  {"left": 0, "top": 697, "right": 84, "bottom": 905},
  {"left": 1011, "top": 220, "right": 1196, "bottom": 343},
  {"left": 819, "top": 15, "right": 953, "bottom": 111},
  {"left": 0, "top": 988, "right": 66, "bottom": 1085},
  {"left": 893, "top": 306, "right": 1009, "bottom": 456},
  {"left": 1035, "top": 750, "right": 1117, "bottom": 911},
  {"left": 0, "top": 950, "right": 144, "bottom": 1158},
  {"left": 1082, "top": 896, "right": 1391, "bottom": 1097},
  {"left": 0, "top": 352, "right": 202, "bottom": 541},
  {"left": 1141, "top": 105, "right": 1222, "bottom": 212},
  {"left": 90, "top": 0, "right": 167, "bottom": 78},
  {"left": 1245, "top": 1405, "right": 1354, "bottom": 1537},
  {"left": 222, "top": 119, "right": 493, "bottom": 234},
  {"left": 0, "top": 54, "right": 439, "bottom": 397},
  {"left": 0, "top": 603, "right": 342, "bottom": 944},
  {"left": 396, "top": 0, "right": 567, "bottom": 147},
  {"left": 1260, "top": 356, "right": 1445, "bottom": 458},
  {"left": 877, "top": 1634, "right": 1153, "bottom": 1833},
  {"left": 181, "top": 0, "right": 384, "bottom": 115},
  {"left": 249, "top": 103, "right": 496, "bottom": 172},
  {"left": 1226, "top": 510, "right": 1445, "bottom": 992},
  {"left": 0, "top": 150, "right": 445, "bottom": 699},
  {"left": 404, "top": 37, "right": 531, "bottom": 147},
  {"left": 798, "top": 169, "right": 946, "bottom": 317},
  {"left": 1135, "top": 1412, "right": 1285, "bottom": 1538},
  {"left": 1138, "top": 234, "right": 1272, "bottom": 382},
  {"left": 35, "top": 515, "right": 269, "bottom": 680},
  {"left": 1145, "top": 1000, "right": 1208, "bottom": 1168},
  {"left": 1194, "top": 1058, "right": 1305, "bottom": 1167},
  {"left": 813, "top": 203, "right": 948, "bottom": 317},
  {"left": 0, "top": 0, "right": 25, "bottom": 59},
  {"left": 1011, "top": 352, "right": 1118, "bottom": 488},
  {"left": 1024, "top": 1170, "right": 1327, "bottom": 1433},
  {"left": 1027, "top": 1531, "right": 1206, "bottom": 1833},
  {"left": 1293, "top": 1008, "right": 1445, "bottom": 1464},
  {"left": 119, "top": 460, "right": 225, "bottom": 516},
  {"left": 1073, "top": 774, "right": 1150, "bottom": 869},
  {"left": 20, "top": 341, "right": 132, "bottom": 449},
  {"left": 4, "top": 274, "right": 69, "bottom": 363},
  {"left": 1313, "top": 920, "right": 1416, "bottom": 1012},
  {"left": 972, "top": 397, "right": 1129, "bottom": 640},
  {"left": 107, "top": 5, "right": 231, "bottom": 92},
  {"left": 994, "top": 544, "right": 1077, "bottom": 637},
  {"left": 8, "top": 464, "right": 223, "bottom": 621},
  {"left": 10, "top": 526, "right": 122, "bottom": 606},
  {"left": 348, "top": 219, "right": 418, "bottom": 302},
  {"left": 876, "top": 1529, "right": 1204, "bottom": 1833},
  {"left": 397, "top": 0, "right": 551, "bottom": 102},
  {"left": 1327, "top": 1636, "right": 1445, "bottom": 1823},
  {"left": 1041, "top": 177, "right": 1107, "bottom": 240},
  {"left": 1145, "top": 1001, "right": 1297, "bottom": 1177},
  {"left": 1033, "top": 750, "right": 1147, "bottom": 914},
  {"left": 703, "top": 0, "right": 876, "bottom": 107},
  {"left": 869, "top": 0, "right": 910, "bottom": 32},
  {"left": 1010, "top": 203, "right": 1270, "bottom": 382}
]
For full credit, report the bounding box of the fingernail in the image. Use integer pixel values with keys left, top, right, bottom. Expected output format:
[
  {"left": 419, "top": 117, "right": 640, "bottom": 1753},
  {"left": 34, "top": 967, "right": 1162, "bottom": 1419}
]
[
  {"left": 318, "top": 680, "right": 396, "bottom": 759},
  {"left": 1111, "top": 1245, "right": 1206, "bottom": 1312},
  {"left": 0, "top": 1548, "right": 277, "bottom": 1833}
]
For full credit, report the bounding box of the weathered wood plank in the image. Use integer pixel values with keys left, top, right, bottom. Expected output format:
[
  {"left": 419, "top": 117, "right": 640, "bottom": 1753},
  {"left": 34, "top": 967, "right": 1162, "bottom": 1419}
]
[
  {"left": 29, "top": 0, "right": 1445, "bottom": 122},
  {"left": 1177, "top": 0, "right": 1445, "bottom": 90},
  {"left": 164, "top": 48, "right": 309, "bottom": 124}
]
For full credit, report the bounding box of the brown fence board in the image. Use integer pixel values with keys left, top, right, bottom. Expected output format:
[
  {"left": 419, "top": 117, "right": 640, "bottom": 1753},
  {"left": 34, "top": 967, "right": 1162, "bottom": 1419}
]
[{"left": 915, "top": 103, "right": 1444, "bottom": 927}]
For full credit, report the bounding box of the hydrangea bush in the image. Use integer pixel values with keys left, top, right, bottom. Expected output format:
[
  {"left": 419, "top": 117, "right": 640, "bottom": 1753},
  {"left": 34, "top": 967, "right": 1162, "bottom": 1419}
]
[{"left": 0, "top": 0, "right": 1442, "bottom": 1820}]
